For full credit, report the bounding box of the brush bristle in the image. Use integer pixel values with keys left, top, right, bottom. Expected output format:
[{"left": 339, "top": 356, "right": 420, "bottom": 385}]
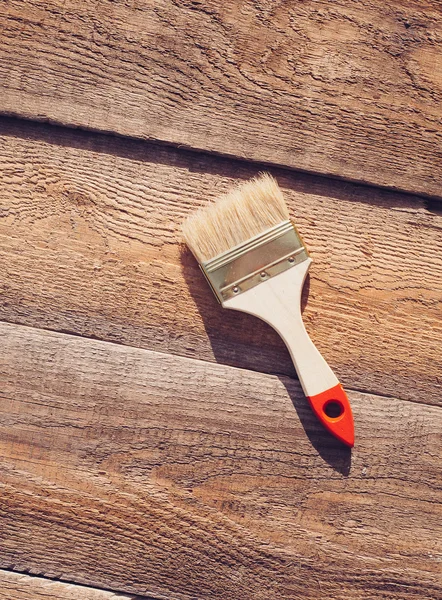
[{"left": 182, "top": 173, "right": 290, "bottom": 263}]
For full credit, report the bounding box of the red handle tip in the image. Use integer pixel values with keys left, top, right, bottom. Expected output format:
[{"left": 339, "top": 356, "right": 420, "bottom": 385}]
[{"left": 307, "top": 383, "right": 355, "bottom": 447}]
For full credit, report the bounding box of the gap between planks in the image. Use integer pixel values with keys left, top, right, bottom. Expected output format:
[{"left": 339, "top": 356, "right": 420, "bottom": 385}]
[
  {"left": 0, "top": 569, "right": 155, "bottom": 600},
  {"left": 2, "top": 313, "right": 435, "bottom": 411},
  {"left": 0, "top": 317, "right": 404, "bottom": 404},
  {"left": 0, "top": 117, "right": 441, "bottom": 408},
  {"left": 1, "top": 1, "right": 442, "bottom": 198}
]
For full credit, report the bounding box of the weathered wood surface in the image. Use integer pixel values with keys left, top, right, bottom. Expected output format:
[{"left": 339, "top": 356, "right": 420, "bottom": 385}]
[
  {"left": 1, "top": 1, "right": 442, "bottom": 197},
  {"left": 0, "top": 570, "right": 144, "bottom": 600},
  {"left": 1, "top": 322, "right": 441, "bottom": 599},
  {"left": 0, "top": 118, "right": 441, "bottom": 406}
]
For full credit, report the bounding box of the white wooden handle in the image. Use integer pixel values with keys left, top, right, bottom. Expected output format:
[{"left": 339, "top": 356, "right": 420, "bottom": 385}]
[
  {"left": 223, "top": 259, "right": 355, "bottom": 447},
  {"left": 224, "top": 259, "right": 337, "bottom": 397}
]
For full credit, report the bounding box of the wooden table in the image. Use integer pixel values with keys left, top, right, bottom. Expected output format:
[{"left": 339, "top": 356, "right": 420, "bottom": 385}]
[{"left": 1, "top": 2, "right": 441, "bottom": 599}]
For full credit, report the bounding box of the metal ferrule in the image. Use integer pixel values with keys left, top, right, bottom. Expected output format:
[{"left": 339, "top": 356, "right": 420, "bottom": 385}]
[{"left": 200, "top": 220, "right": 309, "bottom": 303}]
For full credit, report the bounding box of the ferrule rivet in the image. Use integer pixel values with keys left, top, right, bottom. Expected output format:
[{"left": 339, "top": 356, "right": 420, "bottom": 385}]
[
  {"left": 232, "top": 286, "right": 239, "bottom": 293},
  {"left": 260, "top": 271, "right": 267, "bottom": 278},
  {"left": 288, "top": 256, "right": 295, "bottom": 263}
]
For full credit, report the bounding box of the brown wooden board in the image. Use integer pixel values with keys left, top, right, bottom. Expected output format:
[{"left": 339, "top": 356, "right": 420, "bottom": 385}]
[
  {"left": 1, "top": 1, "right": 442, "bottom": 197},
  {"left": 0, "top": 118, "right": 441, "bottom": 406},
  {"left": 1, "top": 322, "right": 441, "bottom": 599},
  {"left": 0, "top": 570, "right": 144, "bottom": 600}
]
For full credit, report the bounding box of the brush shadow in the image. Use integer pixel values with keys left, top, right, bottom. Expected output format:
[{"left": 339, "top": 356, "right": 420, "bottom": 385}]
[
  {"left": 180, "top": 244, "right": 297, "bottom": 376},
  {"left": 181, "top": 245, "right": 352, "bottom": 475},
  {"left": 278, "top": 376, "right": 352, "bottom": 476}
]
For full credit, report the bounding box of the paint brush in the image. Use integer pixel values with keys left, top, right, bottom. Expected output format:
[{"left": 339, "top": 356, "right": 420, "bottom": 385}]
[{"left": 182, "top": 174, "right": 354, "bottom": 447}]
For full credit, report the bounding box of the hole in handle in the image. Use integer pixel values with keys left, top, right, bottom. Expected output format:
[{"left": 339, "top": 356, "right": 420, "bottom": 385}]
[
  {"left": 307, "top": 384, "right": 355, "bottom": 447},
  {"left": 324, "top": 400, "right": 344, "bottom": 419}
]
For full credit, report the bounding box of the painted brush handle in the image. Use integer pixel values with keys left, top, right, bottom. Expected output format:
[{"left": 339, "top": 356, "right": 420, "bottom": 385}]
[
  {"left": 224, "top": 259, "right": 355, "bottom": 447},
  {"left": 306, "top": 383, "right": 354, "bottom": 447}
]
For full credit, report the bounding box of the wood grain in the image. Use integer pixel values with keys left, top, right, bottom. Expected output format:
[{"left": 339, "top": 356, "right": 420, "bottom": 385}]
[
  {"left": 1, "top": 1, "right": 442, "bottom": 197},
  {"left": 1, "top": 322, "right": 441, "bottom": 599},
  {"left": 0, "top": 118, "right": 441, "bottom": 406},
  {"left": 0, "top": 570, "right": 143, "bottom": 600}
]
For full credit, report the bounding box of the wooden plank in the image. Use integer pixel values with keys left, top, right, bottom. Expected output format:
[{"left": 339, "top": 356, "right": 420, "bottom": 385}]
[
  {"left": 0, "top": 322, "right": 441, "bottom": 599},
  {"left": 1, "top": 1, "right": 442, "bottom": 198},
  {"left": 0, "top": 570, "right": 143, "bottom": 600},
  {"left": 1, "top": 118, "right": 441, "bottom": 406}
]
